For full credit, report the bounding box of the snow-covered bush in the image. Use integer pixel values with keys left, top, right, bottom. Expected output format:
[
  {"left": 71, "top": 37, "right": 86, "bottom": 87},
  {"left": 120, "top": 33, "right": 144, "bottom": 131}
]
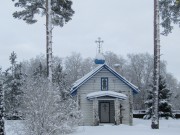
[{"left": 21, "top": 73, "right": 81, "bottom": 135}]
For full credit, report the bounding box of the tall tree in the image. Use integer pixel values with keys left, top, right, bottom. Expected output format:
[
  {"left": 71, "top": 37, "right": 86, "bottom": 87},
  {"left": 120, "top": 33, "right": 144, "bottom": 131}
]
[
  {"left": 46, "top": 0, "right": 53, "bottom": 84},
  {"left": 159, "top": 0, "right": 180, "bottom": 35},
  {"left": 0, "top": 75, "right": 5, "bottom": 135},
  {"left": 152, "top": 0, "right": 160, "bottom": 129},
  {"left": 12, "top": 0, "right": 74, "bottom": 83}
]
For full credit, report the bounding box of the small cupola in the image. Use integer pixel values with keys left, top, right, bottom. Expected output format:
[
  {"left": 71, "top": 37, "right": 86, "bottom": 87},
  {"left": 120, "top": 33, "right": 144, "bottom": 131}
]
[{"left": 94, "top": 37, "right": 105, "bottom": 64}]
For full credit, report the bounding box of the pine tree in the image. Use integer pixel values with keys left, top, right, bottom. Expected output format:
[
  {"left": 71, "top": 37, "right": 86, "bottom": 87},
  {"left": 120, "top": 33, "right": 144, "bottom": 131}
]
[
  {"left": 159, "top": 0, "right": 180, "bottom": 35},
  {"left": 12, "top": 0, "right": 74, "bottom": 83},
  {"left": 144, "top": 76, "right": 173, "bottom": 120}
]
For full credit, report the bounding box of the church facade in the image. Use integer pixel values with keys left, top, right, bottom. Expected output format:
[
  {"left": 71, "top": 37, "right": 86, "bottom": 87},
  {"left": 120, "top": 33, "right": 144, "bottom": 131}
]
[{"left": 70, "top": 64, "right": 139, "bottom": 126}]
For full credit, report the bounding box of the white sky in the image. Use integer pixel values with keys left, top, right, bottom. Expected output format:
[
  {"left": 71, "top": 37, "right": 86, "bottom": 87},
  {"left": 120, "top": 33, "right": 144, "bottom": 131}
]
[{"left": 1, "top": 0, "right": 180, "bottom": 81}]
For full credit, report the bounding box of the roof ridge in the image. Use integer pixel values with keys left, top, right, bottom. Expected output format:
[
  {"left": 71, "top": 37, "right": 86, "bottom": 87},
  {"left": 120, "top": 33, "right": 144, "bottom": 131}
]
[{"left": 70, "top": 64, "right": 140, "bottom": 94}]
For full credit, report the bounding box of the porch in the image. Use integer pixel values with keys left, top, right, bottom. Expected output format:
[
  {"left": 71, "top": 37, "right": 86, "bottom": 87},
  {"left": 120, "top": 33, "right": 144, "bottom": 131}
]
[{"left": 87, "top": 91, "right": 127, "bottom": 126}]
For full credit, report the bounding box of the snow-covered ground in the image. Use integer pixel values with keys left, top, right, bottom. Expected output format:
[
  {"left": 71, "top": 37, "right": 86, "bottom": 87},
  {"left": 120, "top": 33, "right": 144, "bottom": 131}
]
[
  {"left": 6, "top": 118, "right": 180, "bottom": 135},
  {"left": 5, "top": 120, "right": 25, "bottom": 135}
]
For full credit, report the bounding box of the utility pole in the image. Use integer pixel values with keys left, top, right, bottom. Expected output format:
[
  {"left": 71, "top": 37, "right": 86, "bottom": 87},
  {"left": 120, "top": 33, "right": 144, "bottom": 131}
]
[
  {"left": 152, "top": 0, "right": 160, "bottom": 129},
  {"left": 0, "top": 80, "right": 5, "bottom": 135},
  {"left": 46, "top": 0, "right": 53, "bottom": 84}
]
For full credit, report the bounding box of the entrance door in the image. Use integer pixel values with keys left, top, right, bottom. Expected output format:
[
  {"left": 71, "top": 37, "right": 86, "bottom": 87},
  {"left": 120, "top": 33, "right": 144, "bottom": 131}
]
[{"left": 99, "top": 102, "right": 110, "bottom": 123}]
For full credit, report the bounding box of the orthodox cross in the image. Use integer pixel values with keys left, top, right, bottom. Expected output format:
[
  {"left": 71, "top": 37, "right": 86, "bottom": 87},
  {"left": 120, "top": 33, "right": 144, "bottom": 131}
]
[{"left": 95, "top": 37, "right": 104, "bottom": 53}]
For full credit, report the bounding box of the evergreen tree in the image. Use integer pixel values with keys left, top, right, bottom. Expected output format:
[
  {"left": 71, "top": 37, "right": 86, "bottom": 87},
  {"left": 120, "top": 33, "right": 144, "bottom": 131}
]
[
  {"left": 159, "top": 0, "right": 180, "bottom": 35},
  {"left": 144, "top": 76, "right": 173, "bottom": 119},
  {"left": 12, "top": 0, "right": 74, "bottom": 26},
  {"left": 4, "top": 52, "right": 23, "bottom": 119},
  {"left": 12, "top": 0, "right": 75, "bottom": 82},
  {"left": 158, "top": 76, "right": 173, "bottom": 119}
]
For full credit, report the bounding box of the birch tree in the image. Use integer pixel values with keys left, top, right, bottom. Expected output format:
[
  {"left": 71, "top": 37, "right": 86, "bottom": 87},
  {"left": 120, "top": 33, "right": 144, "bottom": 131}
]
[
  {"left": 152, "top": 0, "right": 160, "bottom": 129},
  {"left": 12, "top": 0, "right": 74, "bottom": 83},
  {"left": 126, "top": 53, "right": 154, "bottom": 110}
]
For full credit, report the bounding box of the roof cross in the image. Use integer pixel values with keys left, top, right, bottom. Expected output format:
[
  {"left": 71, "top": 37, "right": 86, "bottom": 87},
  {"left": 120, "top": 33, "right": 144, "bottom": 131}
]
[{"left": 95, "top": 37, "right": 104, "bottom": 53}]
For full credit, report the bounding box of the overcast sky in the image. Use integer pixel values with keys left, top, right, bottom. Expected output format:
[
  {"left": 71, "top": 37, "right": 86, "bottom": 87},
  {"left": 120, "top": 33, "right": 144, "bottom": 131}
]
[{"left": 1, "top": 0, "right": 180, "bottom": 81}]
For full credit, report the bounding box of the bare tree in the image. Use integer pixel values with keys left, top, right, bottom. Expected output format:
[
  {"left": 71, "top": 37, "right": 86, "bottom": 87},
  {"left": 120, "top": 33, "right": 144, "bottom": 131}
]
[
  {"left": 166, "top": 73, "right": 180, "bottom": 110},
  {"left": 64, "top": 52, "right": 83, "bottom": 85},
  {"left": 80, "top": 58, "right": 95, "bottom": 77},
  {"left": 104, "top": 51, "right": 126, "bottom": 75},
  {"left": 126, "top": 53, "right": 154, "bottom": 110}
]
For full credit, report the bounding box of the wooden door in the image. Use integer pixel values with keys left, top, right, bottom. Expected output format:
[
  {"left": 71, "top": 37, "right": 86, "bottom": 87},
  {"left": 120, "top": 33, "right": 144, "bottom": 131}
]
[{"left": 100, "top": 102, "right": 110, "bottom": 123}]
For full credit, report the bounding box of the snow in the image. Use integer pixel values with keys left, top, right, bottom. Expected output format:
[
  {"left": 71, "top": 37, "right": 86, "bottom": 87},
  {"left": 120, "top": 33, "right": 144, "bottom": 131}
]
[
  {"left": 114, "top": 64, "right": 120, "bottom": 67},
  {"left": 5, "top": 120, "right": 25, "bottom": 135},
  {"left": 71, "top": 119, "right": 180, "bottom": 135},
  {"left": 6, "top": 119, "right": 180, "bottom": 135},
  {"left": 87, "top": 91, "right": 127, "bottom": 100}
]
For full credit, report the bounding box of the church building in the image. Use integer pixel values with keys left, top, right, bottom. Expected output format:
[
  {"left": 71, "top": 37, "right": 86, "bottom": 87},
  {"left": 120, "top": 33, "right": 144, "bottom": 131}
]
[{"left": 70, "top": 38, "right": 140, "bottom": 126}]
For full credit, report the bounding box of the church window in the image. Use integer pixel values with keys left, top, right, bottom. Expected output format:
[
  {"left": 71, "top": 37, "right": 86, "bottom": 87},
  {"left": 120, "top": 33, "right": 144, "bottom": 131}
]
[{"left": 101, "top": 77, "right": 108, "bottom": 90}]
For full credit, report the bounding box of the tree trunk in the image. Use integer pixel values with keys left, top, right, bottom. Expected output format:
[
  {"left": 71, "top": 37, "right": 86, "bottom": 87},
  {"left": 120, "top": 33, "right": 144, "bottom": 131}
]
[
  {"left": 152, "top": 0, "right": 160, "bottom": 129},
  {"left": 46, "top": 0, "right": 53, "bottom": 84},
  {"left": 46, "top": 3, "right": 49, "bottom": 78},
  {"left": 0, "top": 81, "right": 5, "bottom": 135}
]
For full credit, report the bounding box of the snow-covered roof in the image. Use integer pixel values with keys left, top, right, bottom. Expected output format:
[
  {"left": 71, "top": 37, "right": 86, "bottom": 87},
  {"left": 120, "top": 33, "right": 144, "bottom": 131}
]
[
  {"left": 70, "top": 64, "right": 140, "bottom": 95},
  {"left": 87, "top": 91, "right": 127, "bottom": 100}
]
